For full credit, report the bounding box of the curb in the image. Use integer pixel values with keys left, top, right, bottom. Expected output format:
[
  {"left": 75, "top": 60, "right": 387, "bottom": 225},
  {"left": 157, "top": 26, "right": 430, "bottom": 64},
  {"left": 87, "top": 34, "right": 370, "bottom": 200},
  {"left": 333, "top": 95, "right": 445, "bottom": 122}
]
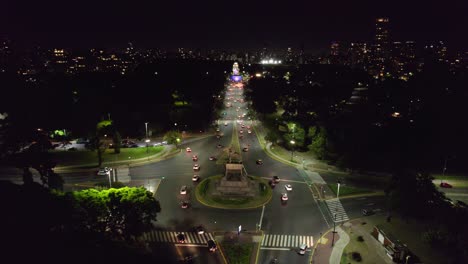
[
  {"left": 310, "top": 229, "right": 333, "bottom": 264},
  {"left": 194, "top": 176, "right": 273, "bottom": 210}
]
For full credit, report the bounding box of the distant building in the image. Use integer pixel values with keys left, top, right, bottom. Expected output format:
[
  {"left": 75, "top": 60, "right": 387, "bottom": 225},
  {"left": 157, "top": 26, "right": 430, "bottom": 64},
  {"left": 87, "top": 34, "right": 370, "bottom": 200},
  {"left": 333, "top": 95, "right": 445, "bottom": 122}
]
[{"left": 371, "top": 17, "right": 390, "bottom": 77}]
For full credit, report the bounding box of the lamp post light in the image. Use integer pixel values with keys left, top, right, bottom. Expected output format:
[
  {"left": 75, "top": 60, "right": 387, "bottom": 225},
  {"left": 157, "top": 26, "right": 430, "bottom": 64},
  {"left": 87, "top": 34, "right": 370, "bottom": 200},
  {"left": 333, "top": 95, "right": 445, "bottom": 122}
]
[
  {"left": 331, "top": 213, "right": 337, "bottom": 247},
  {"left": 337, "top": 180, "right": 341, "bottom": 199},
  {"left": 145, "top": 122, "right": 149, "bottom": 153},
  {"left": 441, "top": 156, "right": 448, "bottom": 184},
  {"left": 290, "top": 140, "right": 295, "bottom": 161}
]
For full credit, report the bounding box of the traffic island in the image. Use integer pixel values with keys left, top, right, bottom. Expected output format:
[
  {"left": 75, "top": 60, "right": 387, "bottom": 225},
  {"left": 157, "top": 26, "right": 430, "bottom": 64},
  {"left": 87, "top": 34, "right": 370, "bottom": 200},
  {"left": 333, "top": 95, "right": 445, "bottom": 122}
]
[{"left": 195, "top": 174, "right": 272, "bottom": 209}]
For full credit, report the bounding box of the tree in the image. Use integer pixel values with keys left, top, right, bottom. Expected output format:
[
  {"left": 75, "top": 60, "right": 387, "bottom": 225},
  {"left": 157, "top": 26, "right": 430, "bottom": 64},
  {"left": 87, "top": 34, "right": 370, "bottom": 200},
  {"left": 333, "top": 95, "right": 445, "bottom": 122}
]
[
  {"left": 386, "top": 171, "right": 447, "bottom": 218},
  {"left": 72, "top": 187, "right": 161, "bottom": 241},
  {"left": 163, "top": 130, "right": 182, "bottom": 147},
  {"left": 308, "top": 126, "right": 327, "bottom": 160},
  {"left": 113, "top": 131, "right": 122, "bottom": 154},
  {"left": 264, "top": 130, "right": 280, "bottom": 144},
  {"left": 283, "top": 122, "right": 306, "bottom": 148}
]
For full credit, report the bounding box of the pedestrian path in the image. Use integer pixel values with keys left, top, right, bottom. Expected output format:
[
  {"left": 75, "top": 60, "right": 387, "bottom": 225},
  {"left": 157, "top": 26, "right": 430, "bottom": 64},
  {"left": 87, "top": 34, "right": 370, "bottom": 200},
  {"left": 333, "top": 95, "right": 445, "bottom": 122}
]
[
  {"left": 140, "top": 230, "right": 214, "bottom": 245},
  {"left": 261, "top": 234, "right": 313, "bottom": 248},
  {"left": 325, "top": 198, "right": 349, "bottom": 222}
]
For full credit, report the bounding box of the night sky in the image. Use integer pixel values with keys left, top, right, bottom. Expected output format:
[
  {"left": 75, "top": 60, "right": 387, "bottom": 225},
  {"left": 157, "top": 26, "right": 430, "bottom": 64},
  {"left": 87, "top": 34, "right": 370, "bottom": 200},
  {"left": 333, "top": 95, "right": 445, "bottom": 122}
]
[{"left": 3, "top": 0, "right": 467, "bottom": 51}]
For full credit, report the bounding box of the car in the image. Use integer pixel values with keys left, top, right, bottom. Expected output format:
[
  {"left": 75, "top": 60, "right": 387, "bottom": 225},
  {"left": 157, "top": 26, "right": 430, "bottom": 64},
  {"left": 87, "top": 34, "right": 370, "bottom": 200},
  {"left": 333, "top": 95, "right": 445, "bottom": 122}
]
[
  {"left": 361, "top": 209, "right": 375, "bottom": 216},
  {"left": 217, "top": 144, "right": 223, "bottom": 148},
  {"left": 186, "top": 147, "right": 192, "bottom": 152},
  {"left": 285, "top": 184, "right": 292, "bottom": 191},
  {"left": 216, "top": 128, "right": 220, "bottom": 132},
  {"left": 196, "top": 226, "right": 205, "bottom": 235},
  {"left": 216, "top": 135, "right": 221, "bottom": 139},
  {"left": 242, "top": 147, "right": 249, "bottom": 152},
  {"left": 193, "top": 164, "right": 200, "bottom": 171},
  {"left": 239, "top": 130, "right": 243, "bottom": 134},
  {"left": 209, "top": 156, "right": 217, "bottom": 161},
  {"left": 192, "top": 155, "right": 198, "bottom": 161},
  {"left": 247, "top": 130, "right": 252, "bottom": 134},
  {"left": 207, "top": 240, "right": 217, "bottom": 252},
  {"left": 256, "top": 159, "right": 263, "bottom": 165},
  {"left": 281, "top": 193, "right": 288, "bottom": 201},
  {"left": 181, "top": 201, "right": 189, "bottom": 209},
  {"left": 192, "top": 175, "right": 200, "bottom": 182},
  {"left": 224, "top": 122, "right": 228, "bottom": 126},
  {"left": 440, "top": 182, "right": 453, "bottom": 188},
  {"left": 97, "top": 167, "right": 112, "bottom": 176},
  {"left": 299, "top": 243, "right": 308, "bottom": 255},
  {"left": 180, "top": 185, "right": 187, "bottom": 195},
  {"left": 456, "top": 200, "right": 468, "bottom": 208},
  {"left": 273, "top": 176, "right": 280, "bottom": 183},
  {"left": 177, "top": 233, "right": 186, "bottom": 243},
  {"left": 241, "top": 124, "right": 245, "bottom": 128}
]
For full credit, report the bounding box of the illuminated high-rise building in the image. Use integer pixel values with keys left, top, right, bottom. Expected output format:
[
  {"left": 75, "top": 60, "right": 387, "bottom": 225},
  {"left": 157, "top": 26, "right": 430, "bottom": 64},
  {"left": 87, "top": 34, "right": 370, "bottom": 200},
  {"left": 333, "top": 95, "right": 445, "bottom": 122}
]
[
  {"left": 330, "top": 42, "right": 340, "bottom": 56},
  {"left": 372, "top": 17, "right": 390, "bottom": 77}
]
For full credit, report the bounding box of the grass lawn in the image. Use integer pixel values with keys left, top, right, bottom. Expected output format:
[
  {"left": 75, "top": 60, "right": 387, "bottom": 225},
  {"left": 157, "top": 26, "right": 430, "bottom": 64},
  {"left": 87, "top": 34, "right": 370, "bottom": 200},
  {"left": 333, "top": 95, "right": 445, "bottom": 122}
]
[
  {"left": 328, "top": 184, "right": 372, "bottom": 196},
  {"left": 196, "top": 175, "right": 272, "bottom": 209},
  {"left": 341, "top": 231, "right": 369, "bottom": 264},
  {"left": 231, "top": 125, "right": 241, "bottom": 153},
  {"left": 221, "top": 242, "right": 253, "bottom": 264},
  {"left": 269, "top": 145, "right": 299, "bottom": 164},
  {"left": 51, "top": 146, "right": 164, "bottom": 167}
]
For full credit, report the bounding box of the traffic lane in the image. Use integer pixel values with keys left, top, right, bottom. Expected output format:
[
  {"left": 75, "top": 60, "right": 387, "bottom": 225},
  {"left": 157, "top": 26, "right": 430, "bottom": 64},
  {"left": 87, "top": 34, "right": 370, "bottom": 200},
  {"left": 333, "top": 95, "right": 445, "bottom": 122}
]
[
  {"left": 174, "top": 244, "right": 223, "bottom": 264},
  {"left": 261, "top": 183, "right": 328, "bottom": 235},
  {"left": 259, "top": 249, "right": 311, "bottom": 264},
  {"left": 340, "top": 195, "right": 387, "bottom": 220}
]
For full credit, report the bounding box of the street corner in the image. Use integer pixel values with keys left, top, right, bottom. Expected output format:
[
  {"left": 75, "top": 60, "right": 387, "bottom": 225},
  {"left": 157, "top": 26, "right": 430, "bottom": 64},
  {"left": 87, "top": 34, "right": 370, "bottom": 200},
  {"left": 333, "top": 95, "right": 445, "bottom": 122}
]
[{"left": 311, "top": 230, "right": 340, "bottom": 264}]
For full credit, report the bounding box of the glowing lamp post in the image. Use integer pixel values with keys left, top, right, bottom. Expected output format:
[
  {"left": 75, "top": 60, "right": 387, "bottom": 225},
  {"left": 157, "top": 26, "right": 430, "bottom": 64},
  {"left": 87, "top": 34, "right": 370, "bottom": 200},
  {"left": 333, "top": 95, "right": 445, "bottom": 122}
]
[{"left": 290, "top": 140, "right": 295, "bottom": 161}]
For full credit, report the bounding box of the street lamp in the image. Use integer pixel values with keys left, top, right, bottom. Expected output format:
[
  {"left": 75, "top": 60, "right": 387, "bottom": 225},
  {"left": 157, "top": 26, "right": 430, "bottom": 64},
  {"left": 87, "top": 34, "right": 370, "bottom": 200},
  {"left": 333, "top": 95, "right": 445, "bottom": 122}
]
[
  {"left": 145, "top": 122, "right": 149, "bottom": 153},
  {"left": 337, "top": 180, "right": 341, "bottom": 198},
  {"left": 290, "top": 140, "right": 295, "bottom": 161},
  {"left": 331, "top": 213, "right": 337, "bottom": 247}
]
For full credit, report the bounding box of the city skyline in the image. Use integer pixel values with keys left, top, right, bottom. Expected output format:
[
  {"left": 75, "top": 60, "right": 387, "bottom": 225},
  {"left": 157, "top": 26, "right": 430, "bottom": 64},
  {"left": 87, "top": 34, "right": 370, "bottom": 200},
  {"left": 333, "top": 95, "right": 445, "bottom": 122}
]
[{"left": 3, "top": 0, "right": 467, "bottom": 50}]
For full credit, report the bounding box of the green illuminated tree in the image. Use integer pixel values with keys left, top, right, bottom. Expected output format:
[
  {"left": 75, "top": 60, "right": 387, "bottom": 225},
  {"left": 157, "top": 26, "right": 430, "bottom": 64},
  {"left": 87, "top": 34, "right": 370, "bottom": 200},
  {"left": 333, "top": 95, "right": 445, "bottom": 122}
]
[{"left": 163, "top": 130, "right": 182, "bottom": 147}]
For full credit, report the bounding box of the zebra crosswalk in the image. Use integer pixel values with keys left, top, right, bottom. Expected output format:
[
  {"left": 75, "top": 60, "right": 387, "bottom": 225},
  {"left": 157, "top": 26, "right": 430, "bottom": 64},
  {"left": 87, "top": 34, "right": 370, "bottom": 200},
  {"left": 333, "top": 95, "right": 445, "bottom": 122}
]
[
  {"left": 140, "top": 230, "right": 214, "bottom": 245},
  {"left": 261, "top": 234, "right": 313, "bottom": 248},
  {"left": 325, "top": 198, "right": 349, "bottom": 222}
]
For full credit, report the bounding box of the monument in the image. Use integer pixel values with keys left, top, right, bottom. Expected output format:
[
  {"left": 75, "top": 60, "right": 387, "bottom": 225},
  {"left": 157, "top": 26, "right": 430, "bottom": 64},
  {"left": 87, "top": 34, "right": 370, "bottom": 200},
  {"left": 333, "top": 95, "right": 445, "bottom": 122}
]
[{"left": 215, "top": 163, "right": 256, "bottom": 197}]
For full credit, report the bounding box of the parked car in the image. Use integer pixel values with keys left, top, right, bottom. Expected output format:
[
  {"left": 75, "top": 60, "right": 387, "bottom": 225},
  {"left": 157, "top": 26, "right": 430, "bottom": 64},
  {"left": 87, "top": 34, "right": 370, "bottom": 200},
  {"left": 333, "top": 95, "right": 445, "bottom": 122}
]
[
  {"left": 362, "top": 209, "right": 375, "bottom": 216},
  {"left": 97, "top": 167, "right": 112, "bottom": 176},
  {"left": 440, "top": 182, "right": 453, "bottom": 188}
]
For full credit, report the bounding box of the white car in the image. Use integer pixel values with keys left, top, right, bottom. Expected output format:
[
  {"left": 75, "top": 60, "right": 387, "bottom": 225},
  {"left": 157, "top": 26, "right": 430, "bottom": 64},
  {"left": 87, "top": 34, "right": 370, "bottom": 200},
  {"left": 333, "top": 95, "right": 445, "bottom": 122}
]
[
  {"left": 180, "top": 186, "right": 187, "bottom": 195},
  {"left": 224, "top": 122, "right": 228, "bottom": 126},
  {"left": 281, "top": 193, "right": 288, "bottom": 201},
  {"left": 193, "top": 164, "right": 200, "bottom": 171},
  {"left": 97, "top": 167, "right": 112, "bottom": 176},
  {"left": 186, "top": 147, "right": 192, "bottom": 152},
  {"left": 192, "top": 175, "right": 200, "bottom": 182},
  {"left": 247, "top": 130, "right": 252, "bottom": 134},
  {"left": 285, "top": 184, "right": 293, "bottom": 191}
]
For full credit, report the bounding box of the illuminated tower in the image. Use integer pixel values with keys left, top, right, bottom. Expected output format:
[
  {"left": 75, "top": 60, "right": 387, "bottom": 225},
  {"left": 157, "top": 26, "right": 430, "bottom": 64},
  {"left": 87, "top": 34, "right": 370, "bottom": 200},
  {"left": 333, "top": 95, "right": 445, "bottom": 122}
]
[{"left": 372, "top": 18, "right": 390, "bottom": 77}]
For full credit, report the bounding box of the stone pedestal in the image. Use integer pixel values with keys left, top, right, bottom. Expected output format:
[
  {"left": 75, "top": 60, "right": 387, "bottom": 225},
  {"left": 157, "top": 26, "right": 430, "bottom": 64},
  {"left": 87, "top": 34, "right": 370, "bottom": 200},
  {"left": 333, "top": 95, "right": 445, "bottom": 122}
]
[{"left": 214, "top": 163, "right": 256, "bottom": 197}]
